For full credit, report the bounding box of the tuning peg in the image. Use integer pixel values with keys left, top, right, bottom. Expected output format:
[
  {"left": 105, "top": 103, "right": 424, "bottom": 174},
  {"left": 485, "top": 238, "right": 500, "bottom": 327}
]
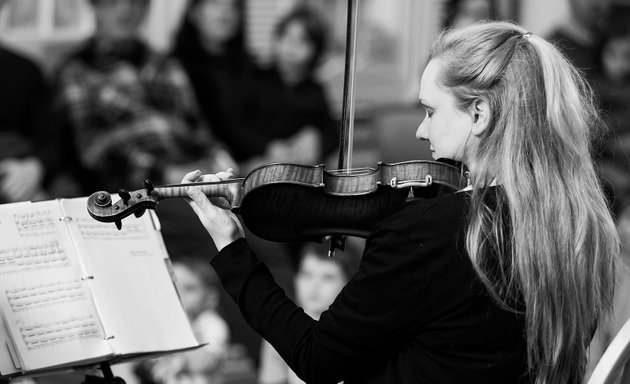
[
  {"left": 94, "top": 192, "right": 112, "bottom": 207},
  {"left": 144, "top": 179, "right": 154, "bottom": 193},
  {"left": 134, "top": 209, "right": 146, "bottom": 218},
  {"left": 118, "top": 189, "right": 131, "bottom": 204},
  {"left": 115, "top": 220, "right": 122, "bottom": 230}
]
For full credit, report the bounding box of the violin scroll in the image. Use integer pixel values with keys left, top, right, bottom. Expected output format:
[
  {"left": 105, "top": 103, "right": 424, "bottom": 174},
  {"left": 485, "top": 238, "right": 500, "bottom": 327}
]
[{"left": 87, "top": 180, "right": 160, "bottom": 229}]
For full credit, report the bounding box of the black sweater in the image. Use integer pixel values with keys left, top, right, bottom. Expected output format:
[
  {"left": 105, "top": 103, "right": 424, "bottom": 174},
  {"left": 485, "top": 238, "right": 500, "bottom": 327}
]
[
  {"left": 211, "top": 190, "right": 530, "bottom": 383},
  {"left": 0, "top": 47, "right": 53, "bottom": 165}
]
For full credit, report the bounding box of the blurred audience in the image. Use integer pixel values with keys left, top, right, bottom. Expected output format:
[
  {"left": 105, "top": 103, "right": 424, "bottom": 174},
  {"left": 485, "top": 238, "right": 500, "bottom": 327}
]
[
  {"left": 54, "top": 0, "right": 235, "bottom": 193},
  {"left": 547, "top": 0, "right": 611, "bottom": 79},
  {"left": 174, "top": 2, "right": 337, "bottom": 173},
  {"left": 258, "top": 242, "right": 360, "bottom": 384},
  {"left": 172, "top": 0, "right": 260, "bottom": 166},
  {"left": 172, "top": 4, "right": 340, "bottom": 366},
  {"left": 135, "top": 256, "right": 230, "bottom": 384},
  {"left": 172, "top": 0, "right": 269, "bottom": 367},
  {"left": 0, "top": 0, "right": 61, "bottom": 203},
  {"left": 239, "top": 5, "right": 337, "bottom": 173},
  {"left": 592, "top": 4, "right": 630, "bottom": 216}
]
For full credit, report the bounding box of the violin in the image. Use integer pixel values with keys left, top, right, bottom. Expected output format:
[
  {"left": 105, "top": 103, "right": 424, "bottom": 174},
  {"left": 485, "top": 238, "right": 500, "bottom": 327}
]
[
  {"left": 86, "top": 0, "right": 467, "bottom": 246},
  {"left": 87, "top": 160, "right": 465, "bottom": 241}
]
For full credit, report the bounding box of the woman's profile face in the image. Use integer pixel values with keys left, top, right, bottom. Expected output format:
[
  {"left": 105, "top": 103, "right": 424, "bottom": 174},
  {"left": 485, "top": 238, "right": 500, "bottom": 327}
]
[
  {"left": 192, "top": 0, "right": 240, "bottom": 50},
  {"left": 416, "top": 59, "right": 477, "bottom": 163}
]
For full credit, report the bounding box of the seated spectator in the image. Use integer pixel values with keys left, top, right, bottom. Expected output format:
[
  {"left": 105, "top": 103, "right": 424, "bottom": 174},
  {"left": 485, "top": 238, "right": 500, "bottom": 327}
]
[
  {"left": 173, "top": 4, "right": 339, "bottom": 366},
  {"left": 547, "top": 0, "right": 610, "bottom": 80},
  {"left": 173, "top": 2, "right": 337, "bottom": 173},
  {"left": 55, "top": 0, "right": 235, "bottom": 193},
  {"left": 0, "top": 0, "right": 59, "bottom": 203},
  {"left": 240, "top": 5, "right": 338, "bottom": 173},
  {"left": 172, "top": 0, "right": 260, "bottom": 166},
  {"left": 258, "top": 242, "right": 360, "bottom": 384},
  {"left": 134, "top": 255, "right": 230, "bottom": 384},
  {"left": 592, "top": 5, "right": 630, "bottom": 215}
]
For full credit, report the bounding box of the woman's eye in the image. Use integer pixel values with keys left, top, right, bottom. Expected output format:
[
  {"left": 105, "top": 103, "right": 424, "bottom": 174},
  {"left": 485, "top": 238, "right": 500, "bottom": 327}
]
[{"left": 425, "top": 109, "right": 433, "bottom": 119}]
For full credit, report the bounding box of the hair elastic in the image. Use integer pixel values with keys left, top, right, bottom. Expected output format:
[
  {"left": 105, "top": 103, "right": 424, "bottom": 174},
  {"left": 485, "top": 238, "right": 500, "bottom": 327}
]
[{"left": 522, "top": 32, "right": 533, "bottom": 39}]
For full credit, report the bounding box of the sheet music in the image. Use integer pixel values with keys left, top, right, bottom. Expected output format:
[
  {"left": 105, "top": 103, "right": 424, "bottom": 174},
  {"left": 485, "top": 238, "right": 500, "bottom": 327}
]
[
  {"left": 75, "top": 217, "right": 149, "bottom": 241},
  {"left": 6, "top": 279, "right": 87, "bottom": 312},
  {"left": 0, "top": 201, "right": 113, "bottom": 371},
  {"left": 61, "top": 198, "right": 198, "bottom": 356},
  {"left": 0, "top": 240, "right": 70, "bottom": 273}
]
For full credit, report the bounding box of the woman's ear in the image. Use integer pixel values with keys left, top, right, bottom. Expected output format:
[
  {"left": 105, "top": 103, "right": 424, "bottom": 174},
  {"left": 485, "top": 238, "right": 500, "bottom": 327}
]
[{"left": 470, "top": 99, "right": 490, "bottom": 136}]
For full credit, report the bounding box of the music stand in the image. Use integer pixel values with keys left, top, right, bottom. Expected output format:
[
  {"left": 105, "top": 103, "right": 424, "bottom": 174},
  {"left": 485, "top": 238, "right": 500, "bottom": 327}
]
[{"left": 83, "top": 362, "right": 126, "bottom": 384}]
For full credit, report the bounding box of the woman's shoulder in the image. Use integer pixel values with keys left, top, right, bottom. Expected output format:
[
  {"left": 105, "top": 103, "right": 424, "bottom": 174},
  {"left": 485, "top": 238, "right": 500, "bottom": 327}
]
[
  {"left": 404, "top": 189, "right": 471, "bottom": 219},
  {"left": 372, "top": 189, "right": 471, "bottom": 239}
]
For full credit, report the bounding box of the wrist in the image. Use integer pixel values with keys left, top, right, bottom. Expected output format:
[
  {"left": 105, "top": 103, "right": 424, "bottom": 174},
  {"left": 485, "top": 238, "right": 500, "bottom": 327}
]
[{"left": 213, "top": 234, "right": 243, "bottom": 253}]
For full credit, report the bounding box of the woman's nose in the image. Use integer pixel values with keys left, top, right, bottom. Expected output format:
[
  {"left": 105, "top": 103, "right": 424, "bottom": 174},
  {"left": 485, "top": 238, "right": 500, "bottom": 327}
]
[{"left": 416, "top": 120, "right": 428, "bottom": 141}]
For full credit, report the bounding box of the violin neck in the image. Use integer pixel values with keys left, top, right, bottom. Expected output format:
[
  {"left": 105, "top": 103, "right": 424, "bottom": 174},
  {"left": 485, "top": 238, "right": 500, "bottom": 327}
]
[{"left": 153, "top": 179, "right": 244, "bottom": 207}]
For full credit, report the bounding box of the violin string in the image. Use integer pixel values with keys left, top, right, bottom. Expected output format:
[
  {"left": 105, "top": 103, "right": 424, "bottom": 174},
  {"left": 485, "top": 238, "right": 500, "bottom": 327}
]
[
  {"left": 329, "top": 167, "right": 375, "bottom": 175},
  {"left": 157, "top": 178, "right": 245, "bottom": 188}
]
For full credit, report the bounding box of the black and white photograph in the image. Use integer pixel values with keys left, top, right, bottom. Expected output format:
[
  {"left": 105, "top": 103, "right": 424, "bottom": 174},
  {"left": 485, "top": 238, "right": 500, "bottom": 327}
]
[{"left": 0, "top": 0, "right": 629, "bottom": 383}]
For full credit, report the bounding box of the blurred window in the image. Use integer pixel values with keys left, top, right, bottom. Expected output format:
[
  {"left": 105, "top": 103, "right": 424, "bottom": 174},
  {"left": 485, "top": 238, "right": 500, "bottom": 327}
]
[
  {"left": 0, "top": 0, "right": 92, "bottom": 39},
  {"left": 54, "top": 0, "right": 83, "bottom": 29},
  {"left": 5, "top": 0, "right": 39, "bottom": 30}
]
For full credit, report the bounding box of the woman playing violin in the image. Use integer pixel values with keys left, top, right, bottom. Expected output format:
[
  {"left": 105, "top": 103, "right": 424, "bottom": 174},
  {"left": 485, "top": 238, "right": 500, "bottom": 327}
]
[{"left": 182, "top": 21, "right": 620, "bottom": 384}]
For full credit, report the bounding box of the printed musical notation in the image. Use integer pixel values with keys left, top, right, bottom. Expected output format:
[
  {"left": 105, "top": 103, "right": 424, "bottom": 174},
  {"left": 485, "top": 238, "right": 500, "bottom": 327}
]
[
  {"left": 0, "top": 240, "right": 69, "bottom": 274},
  {"left": 6, "top": 280, "right": 87, "bottom": 313},
  {"left": 19, "top": 315, "right": 101, "bottom": 350},
  {"left": 13, "top": 211, "right": 57, "bottom": 237},
  {"left": 0, "top": 198, "right": 199, "bottom": 375},
  {"left": 75, "top": 217, "right": 149, "bottom": 241}
]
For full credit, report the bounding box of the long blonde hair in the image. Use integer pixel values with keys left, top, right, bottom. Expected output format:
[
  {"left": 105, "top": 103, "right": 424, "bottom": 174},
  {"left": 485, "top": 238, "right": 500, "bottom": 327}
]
[{"left": 430, "top": 21, "right": 620, "bottom": 383}]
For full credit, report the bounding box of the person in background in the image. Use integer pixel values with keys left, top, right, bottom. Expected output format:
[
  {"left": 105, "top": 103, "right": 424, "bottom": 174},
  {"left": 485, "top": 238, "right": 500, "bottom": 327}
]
[
  {"left": 239, "top": 5, "right": 337, "bottom": 173},
  {"left": 172, "top": 0, "right": 259, "bottom": 166},
  {"left": 585, "top": 7, "right": 630, "bottom": 379},
  {"left": 258, "top": 242, "right": 360, "bottom": 384},
  {"left": 547, "top": 0, "right": 618, "bottom": 216},
  {"left": 174, "top": 3, "right": 338, "bottom": 366},
  {"left": 54, "top": 0, "right": 235, "bottom": 194},
  {"left": 592, "top": 4, "right": 630, "bottom": 216},
  {"left": 240, "top": 5, "right": 340, "bottom": 363},
  {"left": 134, "top": 255, "right": 230, "bottom": 384},
  {"left": 183, "top": 21, "right": 620, "bottom": 383},
  {"left": 0, "top": 0, "right": 60, "bottom": 203},
  {"left": 547, "top": 0, "right": 611, "bottom": 80}
]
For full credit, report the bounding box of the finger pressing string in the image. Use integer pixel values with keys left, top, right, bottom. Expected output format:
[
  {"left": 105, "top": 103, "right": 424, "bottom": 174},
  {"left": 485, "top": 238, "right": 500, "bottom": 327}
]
[
  {"left": 187, "top": 186, "right": 214, "bottom": 209},
  {"left": 187, "top": 186, "right": 204, "bottom": 202},
  {"left": 183, "top": 170, "right": 202, "bottom": 183},
  {"left": 215, "top": 171, "right": 234, "bottom": 180}
]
